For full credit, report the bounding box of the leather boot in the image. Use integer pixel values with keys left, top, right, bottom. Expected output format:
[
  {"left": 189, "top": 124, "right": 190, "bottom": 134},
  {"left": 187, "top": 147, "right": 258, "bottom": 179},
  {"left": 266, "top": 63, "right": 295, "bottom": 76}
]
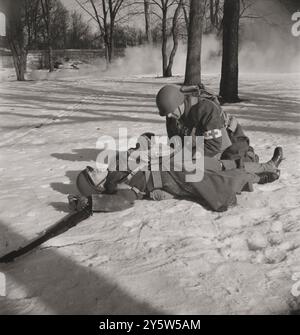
[
  {"left": 270, "top": 147, "right": 283, "bottom": 168},
  {"left": 257, "top": 170, "right": 280, "bottom": 184}
]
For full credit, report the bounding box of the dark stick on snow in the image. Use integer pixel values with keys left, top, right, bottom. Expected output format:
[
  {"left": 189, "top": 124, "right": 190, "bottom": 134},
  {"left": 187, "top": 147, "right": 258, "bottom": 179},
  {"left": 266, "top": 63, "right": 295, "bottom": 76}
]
[{"left": 0, "top": 208, "right": 92, "bottom": 264}]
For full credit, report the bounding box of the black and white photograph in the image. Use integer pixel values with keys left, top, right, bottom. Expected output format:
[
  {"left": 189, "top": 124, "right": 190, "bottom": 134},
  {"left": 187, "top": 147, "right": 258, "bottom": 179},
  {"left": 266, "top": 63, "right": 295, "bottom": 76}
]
[{"left": 0, "top": 0, "right": 299, "bottom": 316}]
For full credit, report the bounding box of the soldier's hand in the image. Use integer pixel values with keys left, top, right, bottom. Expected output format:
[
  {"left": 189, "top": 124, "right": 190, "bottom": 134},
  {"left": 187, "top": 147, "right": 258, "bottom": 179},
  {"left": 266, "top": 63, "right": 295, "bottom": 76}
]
[{"left": 150, "top": 189, "right": 174, "bottom": 201}]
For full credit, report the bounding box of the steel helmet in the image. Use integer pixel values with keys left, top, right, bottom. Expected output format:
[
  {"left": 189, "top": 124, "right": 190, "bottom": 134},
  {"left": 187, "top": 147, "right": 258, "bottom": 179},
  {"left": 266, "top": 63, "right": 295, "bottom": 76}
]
[
  {"left": 156, "top": 85, "right": 185, "bottom": 116},
  {"left": 76, "top": 166, "right": 107, "bottom": 197}
]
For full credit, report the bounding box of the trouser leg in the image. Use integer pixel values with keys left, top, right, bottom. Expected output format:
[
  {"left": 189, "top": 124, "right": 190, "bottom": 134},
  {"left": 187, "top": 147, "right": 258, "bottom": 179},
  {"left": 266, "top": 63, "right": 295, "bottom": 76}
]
[
  {"left": 221, "top": 160, "right": 276, "bottom": 174},
  {"left": 204, "top": 156, "right": 223, "bottom": 171},
  {"left": 244, "top": 161, "right": 277, "bottom": 174},
  {"left": 202, "top": 156, "right": 275, "bottom": 187}
]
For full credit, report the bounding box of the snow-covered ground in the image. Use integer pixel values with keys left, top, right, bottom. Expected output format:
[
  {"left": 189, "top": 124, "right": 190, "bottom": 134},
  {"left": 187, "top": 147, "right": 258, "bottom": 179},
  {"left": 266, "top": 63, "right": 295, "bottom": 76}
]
[{"left": 0, "top": 70, "right": 299, "bottom": 314}]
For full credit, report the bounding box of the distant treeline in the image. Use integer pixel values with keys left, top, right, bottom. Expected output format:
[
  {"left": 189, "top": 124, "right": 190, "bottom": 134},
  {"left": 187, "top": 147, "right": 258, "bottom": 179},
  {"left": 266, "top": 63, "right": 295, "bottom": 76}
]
[
  {"left": 0, "top": 3, "right": 147, "bottom": 51},
  {"left": 1, "top": 0, "right": 295, "bottom": 102}
]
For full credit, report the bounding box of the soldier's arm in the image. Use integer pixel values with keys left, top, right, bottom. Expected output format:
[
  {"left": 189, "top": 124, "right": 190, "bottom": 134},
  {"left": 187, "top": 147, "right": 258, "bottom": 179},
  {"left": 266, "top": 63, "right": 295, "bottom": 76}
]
[
  {"left": 195, "top": 101, "right": 223, "bottom": 157},
  {"left": 166, "top": 117, "right": 179, "bottom": 139},
  {"left": 203, "top": 135, "right": 222, "bottom": 157}
]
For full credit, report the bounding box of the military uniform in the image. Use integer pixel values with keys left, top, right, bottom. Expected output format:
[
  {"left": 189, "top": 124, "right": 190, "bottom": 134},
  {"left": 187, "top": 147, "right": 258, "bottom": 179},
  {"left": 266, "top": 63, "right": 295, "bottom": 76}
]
[
  {"left": 101, "top": 163, "right": 258, "bottom": 212},
  {"left": 166, "top": 97, "right": 224, "bottom": 157},
  {"left": 71, "top": 136, "right": 282, "bottom": 213},
  {"left": 221, "top": 121, "right": 259, "bottom": 163},
  {"left": 166, "top": 95, "right": 260, "bottom": 165},
  {"left": 157, "top": 84, "right": 259, "bottom": 162}
]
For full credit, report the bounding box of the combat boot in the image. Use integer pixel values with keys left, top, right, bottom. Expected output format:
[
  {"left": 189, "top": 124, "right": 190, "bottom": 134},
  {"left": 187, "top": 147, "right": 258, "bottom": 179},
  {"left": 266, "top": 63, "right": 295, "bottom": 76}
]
[
  {"left": 269, "top": 147, "right": 284, "bottom": 168},
  {"left": 257, "top": 170, "right": 280, "bottom": 184}
]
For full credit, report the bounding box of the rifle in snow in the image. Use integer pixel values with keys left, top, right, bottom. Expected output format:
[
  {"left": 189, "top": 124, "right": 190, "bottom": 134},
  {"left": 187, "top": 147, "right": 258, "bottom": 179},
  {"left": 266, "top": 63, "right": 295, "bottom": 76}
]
[{"left": 0, "top": 205, "right": 92, "bottom": 264}]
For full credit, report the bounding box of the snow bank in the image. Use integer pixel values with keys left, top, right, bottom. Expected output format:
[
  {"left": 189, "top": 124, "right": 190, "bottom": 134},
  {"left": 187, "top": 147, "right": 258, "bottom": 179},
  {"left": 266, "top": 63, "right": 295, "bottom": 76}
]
[{"left": 0, "top": 72, "right": 299, "bottom": 314}]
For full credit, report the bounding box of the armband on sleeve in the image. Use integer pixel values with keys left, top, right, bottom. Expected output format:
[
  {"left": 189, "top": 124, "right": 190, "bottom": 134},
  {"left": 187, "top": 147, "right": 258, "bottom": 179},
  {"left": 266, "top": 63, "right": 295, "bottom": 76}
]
[{"left": 203, "top": 129, "right": 222, "bottom": 140}]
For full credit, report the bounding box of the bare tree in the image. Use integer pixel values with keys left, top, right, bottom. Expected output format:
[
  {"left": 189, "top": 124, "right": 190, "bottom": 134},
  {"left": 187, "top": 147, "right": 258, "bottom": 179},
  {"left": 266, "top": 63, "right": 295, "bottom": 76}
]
[
  {"left": 184, "top": 0, "right": 205, "bottom": 85},
  {"left": 208, "top": 0, "right": 223, "bottom": 33},
  {"left": 24, "top": 0, "right": 41, "bottom": 50},
  {"left": 182, "top": 0, "right": 189, "bottom": 30},
  {"left": 144, "top": 0, "right": 152, "bottom": 43},
  {"left": 50, "top": 1, "right": 69, "bottom": 49},
  {"left": 165, "top": 0, "right": 183, "bottom": 77},
  {"left": 2, "top": 0, "right": 27, "bottom": 81},
  {"left": 40, "top": 0, "right": 54, "bottom": 72},
  {"left": 76, "top": 0, "right": 126, "bottom": 64},
  {"left": 219, "top": 0, "right": 240, "bottom": 102},
  {"left": 68, "top": 11, "right": 92, "bottom": 49},
  {"left": 151, "top": 0, "right": 185, "bottom": 77}
]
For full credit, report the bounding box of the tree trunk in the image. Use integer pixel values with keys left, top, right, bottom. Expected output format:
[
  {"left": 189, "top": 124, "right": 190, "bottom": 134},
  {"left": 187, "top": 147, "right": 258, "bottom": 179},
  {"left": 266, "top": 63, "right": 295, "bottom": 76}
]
[
  {"left": 107, "top": 37, "right": 113, "bottom": 63},
  {"left": 48, "top": 44, "right": 54, "bottom": 72},
  {"left": 47, "top": 14, "right": 54, "bottom": 72},
  {"left": 165, "top": 0, "right": 183, "bottom": 77},
  {"left": 108, "top": 18, "right": 115, "bottom": 63},
  {"left": 219, "top": 0, "right": 240, "bottom": 102},
  {"left": 5, "top": 0, "right": 27, "bottom": 81},
  {"left": 41, "top": 0, "right": 54, "bottom": 72},
  {"left": 215, "top": 0, "right": 220, "bottom": 28},
  {"left": 210, "top": 0, "right": 215, "bottom": 27},
  {"left": 184, "top": 0, "right": 205, "bottom": 85},
  {"left": 103, "top": 27, "right": 111, "bottom": 64},
  {"left": 161, "top": 8, "right": 168, "bottom": 77},
  {"left": 101, "top": 0, "right": 111, "bottom": 65},
  {"left": 102, "top": 20, "right": 110, "bottom": 65},
  {"left": 10, "top": 41, "right": 27, "bottom": 81},
  {"left": 144, "top": 0, "right": 152, "bottom": 43},
  {"left": 182, "top": 2, "right": 189, "bottom": 33}
]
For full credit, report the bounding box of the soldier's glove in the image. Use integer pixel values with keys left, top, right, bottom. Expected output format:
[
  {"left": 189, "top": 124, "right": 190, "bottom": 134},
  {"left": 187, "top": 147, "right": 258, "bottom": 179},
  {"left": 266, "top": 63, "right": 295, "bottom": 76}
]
[
  {"left": 150, "top": 189, "right": 174, "bottom": 201},
  {"left": 68, "top": 195, "right": 92, "bottom": 212}
]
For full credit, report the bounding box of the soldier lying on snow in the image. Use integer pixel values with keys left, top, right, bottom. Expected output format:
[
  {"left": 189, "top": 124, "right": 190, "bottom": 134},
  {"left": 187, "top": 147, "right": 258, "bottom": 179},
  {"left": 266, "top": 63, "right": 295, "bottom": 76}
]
[
  {"left": 68, "top": 133, "right": 283, "bottom": 213},
  {"left": 0, "top": 135, "right": 283, "bottom": 264}
]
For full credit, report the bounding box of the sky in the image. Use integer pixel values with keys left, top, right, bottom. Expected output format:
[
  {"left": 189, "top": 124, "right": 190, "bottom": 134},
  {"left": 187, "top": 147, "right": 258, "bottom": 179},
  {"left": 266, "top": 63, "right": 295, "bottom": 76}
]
[
  {"left": 0, "top": 0, "right": 88, "bottom": 37},
  {"left": 61, "top": 0, "right": 99, "bottom": 29},
  {"left": 61, "top": 0, "right": 78, "bottom": 10},
  {"left": 61, "top": 0, "right": 92, "bottom": 22},
  {"left": 61, "top": 0, "right": 143, "bottom": 31}
]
